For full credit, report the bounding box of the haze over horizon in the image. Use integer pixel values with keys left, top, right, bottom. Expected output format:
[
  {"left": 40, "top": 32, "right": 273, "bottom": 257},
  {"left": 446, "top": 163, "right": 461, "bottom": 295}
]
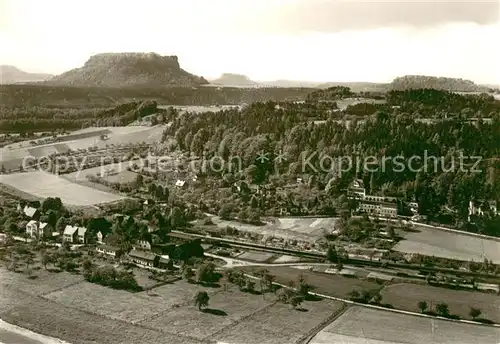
[{"left": 1, "top": 0, "right": 499, "bottom": 85}]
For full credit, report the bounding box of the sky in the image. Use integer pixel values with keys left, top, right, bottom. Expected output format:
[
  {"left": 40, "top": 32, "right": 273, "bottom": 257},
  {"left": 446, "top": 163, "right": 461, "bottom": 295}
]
[{"left": 1, "top": 0, "right": 499, "bottom": 84}]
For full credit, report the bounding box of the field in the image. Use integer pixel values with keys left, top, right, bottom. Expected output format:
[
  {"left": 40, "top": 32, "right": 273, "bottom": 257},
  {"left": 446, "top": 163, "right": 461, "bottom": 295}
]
[
  {"left": 0, "top": 268, "right": 84, "bottom": 296},
  {"left": 63, "top": 162, "right": 139, "bottom": 184},
  {"left": 145, "top": 286, "right": 275, "bottom": 340},
  {"left": 236, "top": 251, "right": 276, "bottom": 263},
  {"left": 380, "top": 283, "right": 500, "bottom": 323},
  {"left": 394, "top": 225, "right": 500, "bottom": 263},
  {"left": 240, "top": 266, "right": 381, "bottom": 299},
  {"left": 310, "top": 306, "right": 500, "bottom": 344},
  {"left": 0, "top": 171, "right": 126, "bottom": 206},
  {"left": 271, "top": 255, "right": 302, "bottom": 263},
  {"left": 211, "top": 216, "right": 338, "bottom": 242},
  {"left": 0, "top": 126, "right": 164, "bottom": 170},
  {"left": 0, "top": 296, "right": 198, "bottom": 344},
  {"left": 213, "top": 299, "right": 346, "bottom": 344}
]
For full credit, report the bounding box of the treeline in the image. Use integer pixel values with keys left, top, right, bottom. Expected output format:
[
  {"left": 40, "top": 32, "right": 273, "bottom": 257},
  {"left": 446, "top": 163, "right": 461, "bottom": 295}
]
[
  {"left": 390, "top": 75, "right": 489, "bottom": 93},
  {"left": 0, "top": 84, "right": 313, "bottom": 108},
  {"left": 387, "top": 89, "right": 500, "bottom": 118},
  {"left": 0, "top": 100, "right": 167, "bottom": 133}
]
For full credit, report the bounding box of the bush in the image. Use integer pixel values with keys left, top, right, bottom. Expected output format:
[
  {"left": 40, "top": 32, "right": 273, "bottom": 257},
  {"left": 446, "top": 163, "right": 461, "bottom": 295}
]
[{"left": 85, "top": 266, "right": 142, "bottom": 292}]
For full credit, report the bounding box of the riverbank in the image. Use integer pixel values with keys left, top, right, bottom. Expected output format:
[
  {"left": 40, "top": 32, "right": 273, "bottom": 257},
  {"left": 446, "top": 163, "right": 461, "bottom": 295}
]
[{"left": 0, "top": 320, "right": 70, "bottom": 344}]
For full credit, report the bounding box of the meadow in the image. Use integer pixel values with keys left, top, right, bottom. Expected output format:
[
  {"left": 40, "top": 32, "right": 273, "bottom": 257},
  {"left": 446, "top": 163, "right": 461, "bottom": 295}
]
[
  {"left": 380, "top": 283, "right": 500, "bottom": 323},
  {"left": 309, "top": 306, "right": 500, "bottom": 344},
  {"left": 0, "top": 171, "right": 126, "bottom": 206},
  {"left": 394, "top": 225, "right": 500, "bottom": 263}
]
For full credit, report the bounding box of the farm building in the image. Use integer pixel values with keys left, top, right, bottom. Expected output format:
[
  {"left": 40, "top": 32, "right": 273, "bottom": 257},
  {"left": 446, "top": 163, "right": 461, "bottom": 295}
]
[
  {"left": 96, "top": 244, "right": 120, "bottom": 257},
  {"left": 26, "top": 220, "right": 51, "bottom": 239},
  {"left": 128, "top": 249, "right": 158, "bottom": 267}
]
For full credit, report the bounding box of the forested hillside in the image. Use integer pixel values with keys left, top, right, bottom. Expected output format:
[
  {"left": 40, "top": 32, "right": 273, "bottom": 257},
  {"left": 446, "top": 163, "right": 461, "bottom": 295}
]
[{"left": 161, "top": 93, "right": 500, "bottom": 235}]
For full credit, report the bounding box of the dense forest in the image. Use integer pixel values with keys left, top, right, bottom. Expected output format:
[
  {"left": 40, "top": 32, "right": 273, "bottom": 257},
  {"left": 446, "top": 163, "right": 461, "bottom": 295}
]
[
  {"left": 0, "top": 84, "right": 313, "bottom": 108},
  {"left": 160, "top": 90, "right": 500, "bottom": 235}
]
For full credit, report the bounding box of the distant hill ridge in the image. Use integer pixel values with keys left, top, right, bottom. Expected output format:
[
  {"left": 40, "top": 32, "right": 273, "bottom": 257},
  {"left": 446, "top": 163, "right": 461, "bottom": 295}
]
[
  {"left": 47, "top": 52, "right": 208, "bottom": 87},
  {"left": 390, "top": 75, "right": 489, "bottom": 92},
  {"left": 0, "top": 65, "right": 53, "bottom": 84},
  {"left": 210, "top": 73, "right": 258, "bottom": 86}
]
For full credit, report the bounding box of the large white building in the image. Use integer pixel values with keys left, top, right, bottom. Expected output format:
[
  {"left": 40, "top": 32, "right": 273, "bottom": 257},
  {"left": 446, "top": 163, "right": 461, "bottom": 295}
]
[{"left": 347, "top": 179, "right": 399, "bottom": 218}]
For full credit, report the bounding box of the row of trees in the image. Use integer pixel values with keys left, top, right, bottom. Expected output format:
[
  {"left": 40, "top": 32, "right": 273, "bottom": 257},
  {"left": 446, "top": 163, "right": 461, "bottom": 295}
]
[{"left": 417, "top": 301, "right": 484, "bottom": 322}]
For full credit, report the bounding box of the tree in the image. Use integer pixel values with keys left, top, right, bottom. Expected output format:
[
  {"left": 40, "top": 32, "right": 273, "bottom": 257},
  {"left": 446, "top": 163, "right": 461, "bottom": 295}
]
[
  {"left": 347, "top": 289, "right": 360, "bottom": 301},
  {"left": 82, "top": 258, "right": 93, "bottom": 273},
  {"left": 245, "top": 279, "right": 256, "bottom": 293},
  {"left": 135, "top": 174, "right": 144, "bottom": 186},
  {"left": 469, "top": 307, "right": 481, "bottom": 320},
  {"left": 435, "top": 302, "right": 450, "bottom": 317},
  {"left": 196, "top": 262, "right": 216, "bottom": 284},
  {"left": 42, "top": 197, "right": 63, "bottom": 213},
  {"left": 218, "top": 204, "right": 232, "bottom": 220},
  {"left": 296, "top": 274, "right": 311, "bottom": 298},
  {"left": 326, "top": 245, "right": 338, "bottom": 263},
  {"left": 194, "top": 291, "right": 210, "bottom": 311},
  {"left": 417, "top": 301, "right": 428, "bottom": 314},
  {"left": 290, "top": 295, "right": 303, "bottom": 309},
  {"left": 55, "top": 217, "right": 68, "bottom": 233},
  {"left": 372, "top": 293, "right": 382, "bottom": 304},
  {"left": 182, "top": 266, "right": 194, "bottom": 282},
  {"left": 41, "top": 252, "right": 52, "bottom": 270}
]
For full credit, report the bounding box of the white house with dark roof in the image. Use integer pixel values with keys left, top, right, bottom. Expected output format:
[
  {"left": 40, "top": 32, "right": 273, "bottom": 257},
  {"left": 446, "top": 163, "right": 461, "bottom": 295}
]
[
  {"left": 63, "top": 225, "right": 87, "bottom": 243},
  {"left": 26, "top": 220, "right": 51, "bottom": 239},
  {"left": 77, "top": 227, "right": 88, "bottom": 243},
  {"left": 23, "top": 206, "right": 40, "bottom": 220},
  {"left": 63, "top": 225, "right": 78, "bottom": 243}
]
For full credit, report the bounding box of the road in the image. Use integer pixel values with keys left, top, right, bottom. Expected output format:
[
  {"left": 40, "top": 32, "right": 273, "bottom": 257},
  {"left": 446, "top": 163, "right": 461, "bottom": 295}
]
[{"left": 0, "top": 320, "right": 68, "bottom": 344}]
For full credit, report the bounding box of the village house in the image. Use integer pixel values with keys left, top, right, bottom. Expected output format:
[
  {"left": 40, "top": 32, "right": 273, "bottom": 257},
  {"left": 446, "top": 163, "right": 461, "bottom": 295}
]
[
  {"left": 347, "top": 179, "right": 366, "bottom": 199},
  {"left": 96, "top": 244, "right": 120, "bottom": 257},
  {"left": 468, "top": 200, "right": 498, "bottom": 221},
  {"left": 23, "top": 205, "right": 40, "bottom": 220},
  {"left": 63, "top": 225, "right": 78, "bottom": 243},
  {"left": 25, "top": 220, "right": 51, "bottom": 239},
  {"left": 175, "top": 179, "right": 186, "bottom": 187},
  {"left": 128, "top": 249, "right": 158, "bottom": 267},
  {"left": 63, "top": 225, "right": 88, "bottom": 243}
]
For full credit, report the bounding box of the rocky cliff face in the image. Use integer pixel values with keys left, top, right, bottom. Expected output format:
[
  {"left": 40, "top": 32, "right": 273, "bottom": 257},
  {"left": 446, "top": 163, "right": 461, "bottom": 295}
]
[{"left": 48, "top": 53, "right": 208, "bottom": 87}]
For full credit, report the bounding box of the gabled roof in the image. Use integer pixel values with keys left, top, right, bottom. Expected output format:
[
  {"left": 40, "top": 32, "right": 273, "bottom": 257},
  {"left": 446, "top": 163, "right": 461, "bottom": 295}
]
[
  {"left": 78, "top": 227, "right": 87, "bottom": 236},
  {"left": 39, "top": 222, "right": 48, "bottom": 229},
  {"left": 23, "top": 206, "right": 39, "bottom": 218},
  {"left": 63, "top": 225, "right": 78, "bottom": 235},
  {"left": 96, "top": 244, "right": 119, "bottom": 252},
  {"left": 27, "top": 220, "right": 37, "bottom": 226},
  {"left": 129, "top": 249, "right": 157, "bottom": 261}
]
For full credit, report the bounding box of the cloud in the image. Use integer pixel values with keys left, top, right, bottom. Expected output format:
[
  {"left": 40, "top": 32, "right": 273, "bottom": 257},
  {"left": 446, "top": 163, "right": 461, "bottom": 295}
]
[{"left": 271, "top": 1, "right": 499, "bottom": 33}]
